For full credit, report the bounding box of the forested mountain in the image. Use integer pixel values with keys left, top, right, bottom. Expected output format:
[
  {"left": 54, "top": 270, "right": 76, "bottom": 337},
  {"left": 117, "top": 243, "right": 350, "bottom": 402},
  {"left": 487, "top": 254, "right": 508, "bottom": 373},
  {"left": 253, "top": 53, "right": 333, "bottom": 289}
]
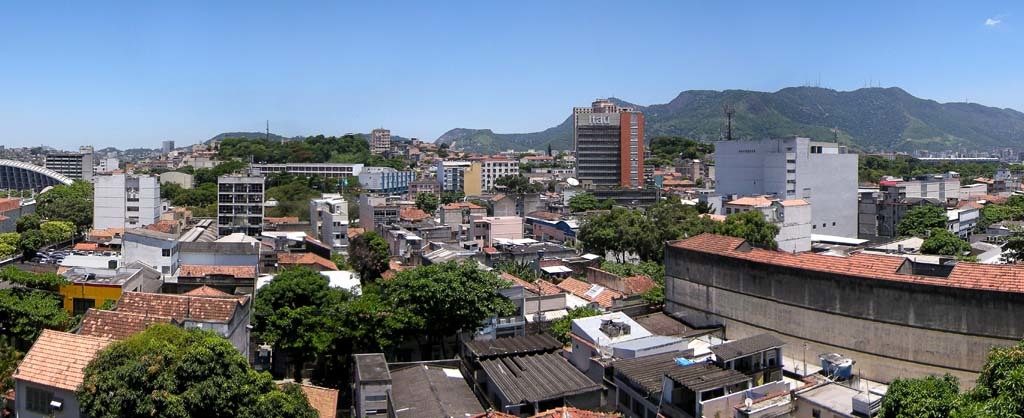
[{"left": 435, "top": 87, "right": 1024, "bottom": 154}]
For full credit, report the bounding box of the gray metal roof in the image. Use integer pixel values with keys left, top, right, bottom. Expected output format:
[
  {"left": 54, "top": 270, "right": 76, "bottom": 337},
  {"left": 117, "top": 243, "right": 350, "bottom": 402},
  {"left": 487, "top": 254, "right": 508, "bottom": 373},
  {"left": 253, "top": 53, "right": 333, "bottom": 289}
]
[
  {"left": 179, "top": 241, "right": 259, "bottom": 255},
  {"left": 390, "top": 365, "right": 483, "bottom": 418},
  {"left": 354, "top": 353, "right": 391, "bottom": 382},
  {"left": 613, "top": 351, "right": 689, "bottom": 396},
  {"left": 664, "top": 362, "right": 750, "bottom": 393},
  {"left": 709, "top": 333, "right": 785, "bottom": 362},
  {"left": 479, "top": 352, "right": 600, "bottom": 404},
  {"left": 464, "top": 334, "right": 561, "bottom": 359}
]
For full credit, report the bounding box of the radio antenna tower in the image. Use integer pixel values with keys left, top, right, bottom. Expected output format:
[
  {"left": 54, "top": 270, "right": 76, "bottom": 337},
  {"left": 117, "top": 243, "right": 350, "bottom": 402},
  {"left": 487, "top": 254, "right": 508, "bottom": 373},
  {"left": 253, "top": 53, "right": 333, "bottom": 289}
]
[{"left": 723, "top": 105, "right": 736, "bottom": 141}]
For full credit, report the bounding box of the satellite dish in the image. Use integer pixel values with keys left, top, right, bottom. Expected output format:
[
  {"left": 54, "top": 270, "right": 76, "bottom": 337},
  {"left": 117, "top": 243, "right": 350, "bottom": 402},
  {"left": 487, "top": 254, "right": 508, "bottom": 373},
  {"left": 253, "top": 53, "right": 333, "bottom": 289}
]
[
  {"left": 566, "top": 178, "right": 580, "bottom": 186},
  {"left": 744, "top": 398, "right": 753, "bottom": 408}
]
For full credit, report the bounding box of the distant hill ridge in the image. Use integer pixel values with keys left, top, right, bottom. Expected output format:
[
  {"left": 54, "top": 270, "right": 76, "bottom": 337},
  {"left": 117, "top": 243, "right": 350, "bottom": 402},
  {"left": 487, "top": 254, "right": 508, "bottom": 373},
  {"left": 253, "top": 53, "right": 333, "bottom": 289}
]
[{"left": 434, "top": 87, "right": 1024, "bottom": 154}]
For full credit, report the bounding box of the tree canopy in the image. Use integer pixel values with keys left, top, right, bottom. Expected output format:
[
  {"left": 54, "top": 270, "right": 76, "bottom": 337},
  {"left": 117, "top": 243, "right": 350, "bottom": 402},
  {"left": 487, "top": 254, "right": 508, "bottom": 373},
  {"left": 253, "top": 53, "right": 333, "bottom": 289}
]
[
  {"left": 716, "top": 210, "right": 780, "bottom": 250},
  {"left": 897, "top": 205, "right": 949, "bottom": 237},
  {"left": 920, "top": 228, "right": 971, "bottom": 257},
  {"left": 880, "top": 340, "right": 1024, "bottom": 418},
  {"left": 568, "top": 192, "right": 613, "bottom": 213},
  {"left": 0, "top": 287, "right": 71, "bottom": 351},
  {"left": 77, "top": 324, "right": 317, "bottom": 418},
  {"left": 550, "top": 307, "right": 602, "bottom": 344},
  {"left": 415, "top": 192, "right": 440, "bottom": 214},
  {"left": 348, "top": 232, "right": 390, "bottom": 283},
  {"left": 494, "top": 174, "right": 541, "bottom": 195},
  {"left": 36, "top": 180, "right": 93, "bottom": 231},
  {"left": 647, "top": 136, "right": 714, "bottom": 166}
]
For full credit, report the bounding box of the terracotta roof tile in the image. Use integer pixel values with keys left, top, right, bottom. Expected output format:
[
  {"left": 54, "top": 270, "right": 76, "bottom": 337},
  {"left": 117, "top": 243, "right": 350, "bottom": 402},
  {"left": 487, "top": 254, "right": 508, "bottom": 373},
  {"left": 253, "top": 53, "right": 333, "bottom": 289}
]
[
  {"left": 500, "top": 272, "right": 539, "bottom": 294},
  {"left": 183, "top": 285, "right": 234, "bottom": 298},
  {"left": 672, "top": 233, "right": 1024, "bottom": 294},
  {"left": 726, "top": 195, "right": 773, "bottom": 207},
  {"left": 442, "top": 202, "right": 484, "bottom": 210},
  {"left": 277, "top": 252, "right": 338, "bottom": 271},
  {"left": 143, "top": 220, "right": 178, "bottom": 234},
  {"left": 298, "top": 384, "right": 338, "bottom": 418},
  {"left": 534, "top": 280, "right": 563, "bottom": 296},
  {"left": 557, "top": 278, "right": 624, "bottom": 308},
  {"left": 0, "top": 198, "right": 20, "bottom": 213},
  {"left": 178, "top": 264, "right": 257, "bottom": 279},
  {"left": 116, "top": 291, "right": 247, "bottom": 322},
  {"left": 78, "top": 308, "right": 173, "bottom": 340},
  {"left": 530, "top": 407, "right": 617, "bottom": 418},
  {"left": 13, "top": 330, "right": 111, "bottom": 391},
  {"left": 399, "top": 207, "right": 432, "bottom": 222},
  {"left": 620, "top": 275, "right": 658, "bottom": 295}
]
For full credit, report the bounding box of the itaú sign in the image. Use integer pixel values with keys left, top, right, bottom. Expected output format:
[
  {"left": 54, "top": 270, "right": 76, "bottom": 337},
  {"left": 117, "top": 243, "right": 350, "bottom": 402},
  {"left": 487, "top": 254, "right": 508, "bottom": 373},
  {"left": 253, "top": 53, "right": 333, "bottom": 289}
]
[{"left": 589, "top": 115, "right": 612, "bottom": 125}]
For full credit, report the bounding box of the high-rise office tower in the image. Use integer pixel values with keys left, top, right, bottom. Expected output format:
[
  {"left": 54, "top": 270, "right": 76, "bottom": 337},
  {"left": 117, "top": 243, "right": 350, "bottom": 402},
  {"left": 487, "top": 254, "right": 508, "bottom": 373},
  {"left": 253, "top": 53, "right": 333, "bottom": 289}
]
[
  {"left": 573, "top": 99, "right": 644, "bottom": 189},
  {"left": 162, "top": 140, "right": 175, "bottom": 153},
  {"left": 45, "top": 148, "right": 94, "bottom": 181},
  {"left": 371, "top": 128, "right": 391, "bottom": 156}
]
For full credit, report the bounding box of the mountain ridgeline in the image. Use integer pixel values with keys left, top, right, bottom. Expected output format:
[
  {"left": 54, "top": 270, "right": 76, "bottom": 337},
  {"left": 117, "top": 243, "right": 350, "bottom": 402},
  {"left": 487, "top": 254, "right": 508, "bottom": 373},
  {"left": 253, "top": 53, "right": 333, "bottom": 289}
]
[{"left": 434, "top": 87, "right": 1024, "bottom": 154}]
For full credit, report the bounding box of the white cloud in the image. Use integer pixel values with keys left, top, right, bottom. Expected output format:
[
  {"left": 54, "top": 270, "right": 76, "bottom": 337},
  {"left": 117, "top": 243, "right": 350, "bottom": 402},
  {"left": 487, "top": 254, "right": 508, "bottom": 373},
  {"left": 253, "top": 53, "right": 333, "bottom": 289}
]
[{"left": 985, "top": 17, "right": 1002, "bottom": 26}]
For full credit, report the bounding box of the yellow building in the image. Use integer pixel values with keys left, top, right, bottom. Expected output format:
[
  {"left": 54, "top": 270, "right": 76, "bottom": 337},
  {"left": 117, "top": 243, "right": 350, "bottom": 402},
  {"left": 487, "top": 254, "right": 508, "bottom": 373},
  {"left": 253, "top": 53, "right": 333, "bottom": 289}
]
[
  {"left": 463, "top": 162, "right": 483, "bottom": 196},
  {"left": 58, "top": 265, "right": 163, "bottom": 315}
]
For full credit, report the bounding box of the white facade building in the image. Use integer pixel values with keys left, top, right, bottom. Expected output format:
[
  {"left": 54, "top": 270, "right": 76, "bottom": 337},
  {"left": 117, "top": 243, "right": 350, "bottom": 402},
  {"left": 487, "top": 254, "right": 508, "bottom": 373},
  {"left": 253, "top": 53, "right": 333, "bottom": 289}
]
[
  {"left": 310, "top": 194, "right": 349, "bottom": 250},
  {"left": 481, "top": 159, "right": 521, "bottom": 191},
  {"left": 93, "top": 173, "right": 161, "bottom": 230},
  {"left": 122, "top": 229, "right": 180, "bottom": 276},
  {"left": 715, "top": 138, "right": 858, "bottom": 238},
  {"left": 217, "top": 175, "right": 265, "bottom": 237}
]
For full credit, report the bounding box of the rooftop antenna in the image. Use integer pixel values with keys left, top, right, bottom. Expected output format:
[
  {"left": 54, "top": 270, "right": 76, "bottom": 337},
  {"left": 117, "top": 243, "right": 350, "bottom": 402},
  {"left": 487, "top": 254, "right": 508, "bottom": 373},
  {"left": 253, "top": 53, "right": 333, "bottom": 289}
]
[
  {"left": 266, "top": 120, "right": 270, "bottom": 142},
  {"left": 723, "top": 105, "right": 736, "bottom": 141}
]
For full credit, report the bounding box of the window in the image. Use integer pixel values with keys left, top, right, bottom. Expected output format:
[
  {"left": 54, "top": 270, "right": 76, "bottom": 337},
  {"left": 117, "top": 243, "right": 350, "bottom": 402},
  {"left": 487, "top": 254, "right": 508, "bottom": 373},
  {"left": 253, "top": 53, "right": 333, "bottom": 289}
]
[
  {"left": 162, "top": 266, "right": 170, "bottom": 274},
  {"left": 162, "top": 249, "right": 171, "bottom": 257},
  {"left": 365, "top": 395, "right": 387, "bottom": 401},
  {"left": 73, "top": 298, "right": 95, "bottom": 316},
  {"left": 25, "top": 387, "right": 53, "bottom": 413},
  {"left": 127, "top": 206, "right": 139, "bottom": 212},
  {"left": 812, "top": 409, "right": 821, "bottom": 418}
]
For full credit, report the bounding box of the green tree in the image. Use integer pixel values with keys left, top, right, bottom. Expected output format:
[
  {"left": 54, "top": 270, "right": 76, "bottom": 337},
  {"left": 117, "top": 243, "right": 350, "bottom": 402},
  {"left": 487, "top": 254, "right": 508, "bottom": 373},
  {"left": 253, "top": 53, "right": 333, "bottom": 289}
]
[
  {"left": 348, "top": 232, "right": 391, "bottom": 283},
  {"left": 415, "top": 192, "right": 440, "bottom": 214},
  {"left": 493, "top": 261, "right": 541, "bottom": 282},
  {"left": 550, "top": 306, "right": 602, "bottom": 344},
  {"left": 15, "top": 213, "right": 41, "bottom": 233},
  {"left": 920, "top": 228, "right": 971, "bottom": 257},
  {"left": 1002, "top": 236, "right": 1024, "bottom": 263},
  {"left": 0, "top": 233, "right": 19, "bottom": 259},
  {"left": 77, "top": 324, "right": 316, "bottom": 418},
  {"left": 0, "top": 266, "right": 68, "bottom": 289},
  {"left": 36, "top": 180, "right": 94, "bottom": 231},
  {"left": 716, "top": 210, "right": 780, "bottom": 250},
  {"left": 494, "top": 174, "right": 539, "bottom": 195},
  {"left": 879, "top": 374, "right": 962, "bottom": 418},
  {"left": 18, "top": 229, "right": 45, "bottom": 260},
  {"left": 379, "top": 261, "right": 515, "bottom": 357},
  {"left": 0, "top": 336, "right": 22, "bottom": 393},
  {"left": 331, "top": 252, "right": 350, "bottom": 270},
  {"left": 897, "top": 205, "right": 949, "bottom": 237},
  {"left": 0, "top": 288, "right": 72, "bottom": 350},
  {"left": 440, "top": 191, "right": 465, "bottom": 205},
  {"left": 40, "top": 220, "right": 75, "bottom": 243},
  {"left": 695, "top": 201, "right": 715, "bottom": 215},
  {"left": 253, "top": 267, "right": 351, "bottom": 381},
  {"left": 569, "top": 192, "right": 600, "bottom": 213}
]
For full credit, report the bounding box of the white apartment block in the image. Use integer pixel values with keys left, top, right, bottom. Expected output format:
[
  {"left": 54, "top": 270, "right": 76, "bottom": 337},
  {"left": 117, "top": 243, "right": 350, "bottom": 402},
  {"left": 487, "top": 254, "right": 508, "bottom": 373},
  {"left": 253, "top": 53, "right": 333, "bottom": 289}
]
[
  {"left": 716, "top": 137, "right": 858, "bottom": 238},
  {"left": 93, "top": 173, "right": 161, "bottom": 230},
  {"left": 249, "top": 163, "right": 364, "bottom": 179},
  {"left": 310, "top": 194, "right": 349, "bottom": 250},
  {"left": 481, "top": 159, "right": 520, "bottom": 191}
]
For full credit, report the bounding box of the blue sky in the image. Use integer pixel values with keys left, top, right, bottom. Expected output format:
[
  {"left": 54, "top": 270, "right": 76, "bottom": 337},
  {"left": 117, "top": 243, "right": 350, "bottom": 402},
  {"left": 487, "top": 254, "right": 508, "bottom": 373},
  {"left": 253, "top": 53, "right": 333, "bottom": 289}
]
[{"left": 0, "top": 1, "right": 1020, "bottom": 149}]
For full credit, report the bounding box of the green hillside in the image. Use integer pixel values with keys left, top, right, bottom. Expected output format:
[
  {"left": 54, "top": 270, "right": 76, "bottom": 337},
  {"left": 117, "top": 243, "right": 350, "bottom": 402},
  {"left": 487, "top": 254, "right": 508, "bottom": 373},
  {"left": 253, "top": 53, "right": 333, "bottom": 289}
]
[{"left": 435, "top": 87, "right": 1024, "bottom": 154}]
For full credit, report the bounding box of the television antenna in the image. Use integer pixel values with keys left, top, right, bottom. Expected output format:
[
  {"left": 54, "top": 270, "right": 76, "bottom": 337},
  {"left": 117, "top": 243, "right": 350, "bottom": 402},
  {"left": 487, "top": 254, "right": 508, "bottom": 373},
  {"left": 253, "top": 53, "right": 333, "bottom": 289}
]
[{"left": 723, "top": 105, "right": 736, "bottom": 141}]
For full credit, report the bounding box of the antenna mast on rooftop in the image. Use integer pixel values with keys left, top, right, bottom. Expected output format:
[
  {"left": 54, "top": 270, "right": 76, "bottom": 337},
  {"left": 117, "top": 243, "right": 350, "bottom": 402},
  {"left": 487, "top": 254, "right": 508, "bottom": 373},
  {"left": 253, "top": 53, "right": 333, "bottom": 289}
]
[{"left": 723, "top": 105, "right": 736, "bottom": 141}]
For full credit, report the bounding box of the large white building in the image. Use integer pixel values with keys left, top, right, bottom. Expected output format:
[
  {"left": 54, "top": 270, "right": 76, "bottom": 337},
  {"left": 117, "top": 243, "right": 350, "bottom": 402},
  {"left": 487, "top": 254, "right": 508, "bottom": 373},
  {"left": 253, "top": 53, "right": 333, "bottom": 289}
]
[
  {"left": 358, "top": 167, "right": 415, "bottom": 194},
  {"left": 481, "top": 158, "right": 520, "bottom": 192},
  {"left": 93, "top": 173, "right": 161, "bottom": 230},
  {"left": 715, "top": 137, "right": 858, "bottom": 238},
  {"left": 249, "top": 163, "right": 363, "bottom": 179},
  {"left": 310, "top": 194, "right": 349, "bottom": 250}
]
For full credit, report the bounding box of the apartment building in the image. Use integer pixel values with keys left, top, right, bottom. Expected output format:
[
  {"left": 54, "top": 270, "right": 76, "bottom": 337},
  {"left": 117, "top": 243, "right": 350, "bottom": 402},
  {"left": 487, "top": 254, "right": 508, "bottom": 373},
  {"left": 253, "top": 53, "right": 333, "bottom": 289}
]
[
  {"left": 217, "top": 174, "right": 265, "bottom": 237},
  {"left": 93, "top": 173, "right": 161, "bottom": 230},
  {"left": 573, "top": 99, "right": 644, "bottom": 189}
]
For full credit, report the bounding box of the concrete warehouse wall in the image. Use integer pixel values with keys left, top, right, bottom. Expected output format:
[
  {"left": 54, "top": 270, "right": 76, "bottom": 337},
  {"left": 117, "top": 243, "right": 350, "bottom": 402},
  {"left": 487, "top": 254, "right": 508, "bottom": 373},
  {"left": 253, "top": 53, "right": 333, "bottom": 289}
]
[{"left": 663, "top": 245, "right": 1024, "bottom": 386}]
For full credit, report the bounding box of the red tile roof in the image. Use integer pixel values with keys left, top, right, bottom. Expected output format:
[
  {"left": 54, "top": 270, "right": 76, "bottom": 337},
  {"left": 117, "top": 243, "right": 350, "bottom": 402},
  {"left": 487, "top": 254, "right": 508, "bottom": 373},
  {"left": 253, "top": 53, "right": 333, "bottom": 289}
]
[
  {"left": 399, "top": 207, "right": 431, "bottom": 222},
  {"left": 143, "top": 219, "right": 178, "bottom": 234},
  {"left": 298, "top": 384, "right": 338, "bottom": 418},
  {"left": 482, "top": 246, "right": 498, "bottom": 254},
  {"left": 183, "top": 285, "right": 234, "bottom": 298},
  {"left": 500, "top": 272, "right": 539, "bottom": 293},
  {"left": 13, "top": 330, "right": 111, "bottom": 391},
  {"left": 534, "top": 279, "right": 563, "bottom": 296},
  {"left": 620, "top": 275, "right": 658, "bottom": 295},
  {"left": 277, "top": 252, "right": 338, "bottom": 271},
  {"left": 530, "top": 407, "right": 618, "bottom": 418},
  {"left": 557, "top": 278, "right": 624, "bottom": 308},
  {"left": 672, "top": 233, "right": 1024, "bottom": 294},
  {"left": 178, "top": 264, "right": 258, "bottom": 279},
  {"left": 78, "top": 308, "right": 173, "bottom": 340},
  {"left": 116, "top": 291, "right": 248, "bottom": 322},
  {"left": 442, "top": 202, "right": 484, "bottom": 210}
]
